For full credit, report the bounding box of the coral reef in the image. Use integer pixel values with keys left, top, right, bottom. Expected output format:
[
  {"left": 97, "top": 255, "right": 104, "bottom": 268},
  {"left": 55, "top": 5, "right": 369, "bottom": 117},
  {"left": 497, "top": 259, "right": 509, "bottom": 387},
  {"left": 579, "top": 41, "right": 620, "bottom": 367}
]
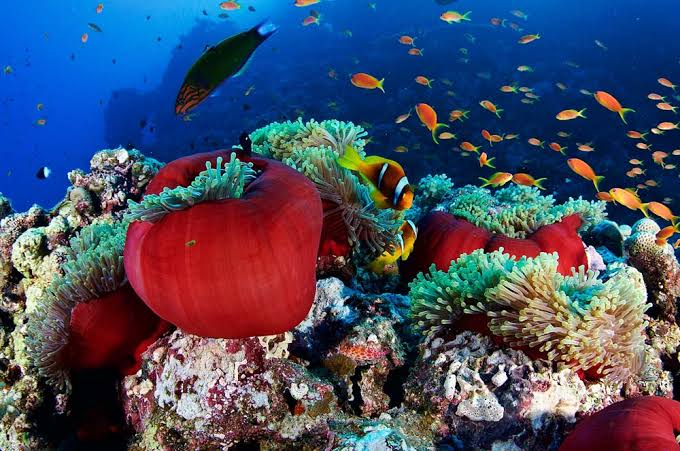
[
  {"left": 4, "top": 129, "right": 680, "bottom": 450},
  {"left": 624, "top": 218, "right": 680, "bottom": 322},
  {"left": 409, "top": 250, "right": 649, "bottom": 381}
]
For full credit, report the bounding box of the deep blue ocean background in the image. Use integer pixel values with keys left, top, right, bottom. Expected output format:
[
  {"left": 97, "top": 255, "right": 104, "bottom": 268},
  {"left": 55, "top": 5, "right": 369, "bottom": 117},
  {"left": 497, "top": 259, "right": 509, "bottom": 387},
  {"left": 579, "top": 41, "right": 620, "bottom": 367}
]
[{"left": 1, "top": 0, "right": 679, "bottom": 227}]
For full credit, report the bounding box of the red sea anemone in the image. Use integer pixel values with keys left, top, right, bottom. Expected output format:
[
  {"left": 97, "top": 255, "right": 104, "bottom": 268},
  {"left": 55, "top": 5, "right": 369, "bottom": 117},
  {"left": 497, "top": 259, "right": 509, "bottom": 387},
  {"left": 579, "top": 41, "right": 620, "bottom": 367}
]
[
  {"left": 401, "top": 211, "right": 587, "bottom": 281},
  {"left": 559, "top": 396, "right": 680, "bottom": 451},
  {"left": 124, "top": 150, "right": 323, "bottom": 338}
]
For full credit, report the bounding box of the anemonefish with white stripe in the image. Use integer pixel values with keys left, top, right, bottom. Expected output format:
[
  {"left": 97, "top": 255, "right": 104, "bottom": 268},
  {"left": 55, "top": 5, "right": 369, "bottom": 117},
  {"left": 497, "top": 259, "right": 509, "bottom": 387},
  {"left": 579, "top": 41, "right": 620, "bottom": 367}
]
[
  {"left": 367, "top": 220, "right": 418, "bottom": 274},
  {"left": 337, "top": 145, "right": 414, "bottom": 210}
]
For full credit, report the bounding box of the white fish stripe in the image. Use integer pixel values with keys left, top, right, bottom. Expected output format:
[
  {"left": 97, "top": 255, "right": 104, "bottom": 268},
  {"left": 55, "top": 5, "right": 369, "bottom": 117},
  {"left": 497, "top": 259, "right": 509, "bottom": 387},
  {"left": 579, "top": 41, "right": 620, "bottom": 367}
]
[
  {"left": 406, "top": 219, "right": 417, "bottom": 238},
  {"left": 397, "top": 233, "right": 404, "bottom": 254},
  {"left": 377, "top": 163, "right": 388, "bottom": 191},
  {"left": 393, "top": 176, "right": 409, "bottom": 206}
]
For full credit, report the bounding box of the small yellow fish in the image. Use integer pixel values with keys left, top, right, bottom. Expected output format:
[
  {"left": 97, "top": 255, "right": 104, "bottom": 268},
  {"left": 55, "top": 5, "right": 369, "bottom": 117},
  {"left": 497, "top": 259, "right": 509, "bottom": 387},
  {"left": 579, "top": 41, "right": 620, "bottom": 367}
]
[{"left": 367, "top": 220, "right": 418, "bottom": 274}]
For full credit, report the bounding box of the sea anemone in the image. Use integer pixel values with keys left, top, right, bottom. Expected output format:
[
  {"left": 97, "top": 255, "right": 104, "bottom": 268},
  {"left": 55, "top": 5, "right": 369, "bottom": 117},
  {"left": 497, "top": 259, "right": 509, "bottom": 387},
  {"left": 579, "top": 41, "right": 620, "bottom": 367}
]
[
  {"left": 401, "top": 211, "right": 588, "bottom": 281},
  {"left": 409, "top": 250, "right": 649, "bottom": 382},
  {"left": 26, "top": 220, "right": 168, "bottom": 390},
  {"left": 559, "top": 397, "right": 680, "bottom": 451},
  {"left": 284, "top": 147, "right": 400, "bottom": 256},
  {"left": 444, "top": 185, "right": 606, "bottom": 239},
  {"left": 124, "top": 150, "right": 323, "bottom": 338}
]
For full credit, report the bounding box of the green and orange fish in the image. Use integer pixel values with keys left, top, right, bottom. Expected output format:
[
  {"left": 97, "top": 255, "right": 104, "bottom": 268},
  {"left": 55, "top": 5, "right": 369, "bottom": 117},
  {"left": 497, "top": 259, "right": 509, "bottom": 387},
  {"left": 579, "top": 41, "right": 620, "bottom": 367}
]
[
  {"left": 175, "top": 21, "right": 277, "bottom": 115},
  {"left": 337, "top": 145, "right": 414, "bottom": 210}
]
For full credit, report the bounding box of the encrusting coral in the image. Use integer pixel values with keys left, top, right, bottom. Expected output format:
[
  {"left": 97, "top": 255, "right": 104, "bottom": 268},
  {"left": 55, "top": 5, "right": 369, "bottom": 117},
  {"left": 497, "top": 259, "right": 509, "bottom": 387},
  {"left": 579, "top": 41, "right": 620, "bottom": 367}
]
[
  {"left": 409, "top": 249, "right": 649, "bottom": 381},
  {"left": 442, "top": 185, "right": 606, "bottom": 239}
]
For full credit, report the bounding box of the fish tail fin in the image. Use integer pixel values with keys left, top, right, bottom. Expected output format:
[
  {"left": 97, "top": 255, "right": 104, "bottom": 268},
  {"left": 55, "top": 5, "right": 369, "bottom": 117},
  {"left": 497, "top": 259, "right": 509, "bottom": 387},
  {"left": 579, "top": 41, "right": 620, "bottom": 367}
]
[
  {"left": 560, "top": 147, "right": 566, "bottom": 155},
  {"left": 463, "top": 11, "right": 472, "bottom": 20},
  {"left": 337, "top": 145, "right": 364, "bottom": 172},
  {"left": 427, "top": 79, "right": 434, "bottom": 88},
  {"left": 432, "top": 123, "right": 448, "bottom": 144},
  {"left": 641, "top": 132, "right": 648, "bottom": 141},
  {"left": 377, "top": 78, "right": 385, "bottom": 93},
  {"left": 539, "top": 141, "right": 545, "bottom": 148},
  {"left": 487, "top": 157, "right": 496, "bottom": 169},
  {"left": 619, "top": 108, "right": 635, "bottom": 124},
  {"left": 578, "top": 108, "right": 587, "bottom": 118},
  {"left": 495, "top": 109, "right": 503, "bottom": 118},
  {"left": 479, "top": 177, "right": 491, "bottom": 187},
  {"left": 253, "top": 20, "right": 279, "bottom": 40},
  {"left": 593, "top": 175, "right": 605, "bottom": 192},
  {"left": 534, "top": 178, "right": 547, "bottom": 190},
  {"left": 639, "top": 203, "right": 649, "bottom": 218}
]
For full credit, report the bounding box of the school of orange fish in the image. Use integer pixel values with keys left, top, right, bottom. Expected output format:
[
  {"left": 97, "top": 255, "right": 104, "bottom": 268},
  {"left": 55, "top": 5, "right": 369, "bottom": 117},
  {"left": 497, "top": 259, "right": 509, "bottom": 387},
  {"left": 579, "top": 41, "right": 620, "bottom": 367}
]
[
  {"left": 69, "top": 1, "right": 680, "bottom": 249},
  {"left": 295, "top": 2, "right": 680, "bottom": 249}
]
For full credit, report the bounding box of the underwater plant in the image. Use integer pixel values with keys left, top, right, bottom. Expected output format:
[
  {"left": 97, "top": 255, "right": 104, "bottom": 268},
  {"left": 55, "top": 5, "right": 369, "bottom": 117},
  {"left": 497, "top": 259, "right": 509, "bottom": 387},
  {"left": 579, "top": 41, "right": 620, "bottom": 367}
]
[
  {"left": 409, "top": 249, "right": 649, "bottom": 382},
  {"left": 26, "top": 220, "right": 168, "bottom": 390},
  {"left": 124, "top": 150, "right": 323, "bottom": 338}
]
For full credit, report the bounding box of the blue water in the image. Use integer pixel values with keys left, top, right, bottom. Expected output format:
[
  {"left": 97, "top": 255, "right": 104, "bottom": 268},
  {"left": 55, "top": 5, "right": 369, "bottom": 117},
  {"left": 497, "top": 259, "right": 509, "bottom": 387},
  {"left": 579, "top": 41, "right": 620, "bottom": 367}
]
[{"left": 1, "top": 0, "right": 679, "bottom": 227}]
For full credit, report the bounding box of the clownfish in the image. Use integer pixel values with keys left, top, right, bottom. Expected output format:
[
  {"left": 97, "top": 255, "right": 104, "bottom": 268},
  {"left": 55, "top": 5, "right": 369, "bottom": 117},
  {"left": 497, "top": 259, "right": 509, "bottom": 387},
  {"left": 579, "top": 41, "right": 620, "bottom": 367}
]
[
  {"left": 367, "top": 220, "right": 418, "bottom": 274},
  {"left": 337, "top": 145, "right": 413, "bottom": 210}
]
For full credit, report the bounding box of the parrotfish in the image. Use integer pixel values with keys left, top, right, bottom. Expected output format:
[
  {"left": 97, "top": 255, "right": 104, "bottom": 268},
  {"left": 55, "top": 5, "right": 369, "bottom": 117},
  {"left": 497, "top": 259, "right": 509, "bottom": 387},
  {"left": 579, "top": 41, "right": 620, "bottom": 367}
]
[{"left": 175, "top": 21, "right": 277, "bottom": 115}]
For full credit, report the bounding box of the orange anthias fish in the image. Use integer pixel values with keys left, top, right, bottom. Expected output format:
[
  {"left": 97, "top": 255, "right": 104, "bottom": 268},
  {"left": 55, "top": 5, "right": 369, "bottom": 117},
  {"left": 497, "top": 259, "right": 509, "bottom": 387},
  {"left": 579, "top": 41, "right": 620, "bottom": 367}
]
[
  {"left": 528, "top": 138, "right": 545, "bottom": 148},
  {"left": 657, "top": 121, "right": 679, "bottom": 131},
  {"left": 399, "top": 35, "right": 415, "bottom": 46},
  {"left": 449, "top": 109, "right": 469, "bottom": 122},
  {"left": 337, "top": 145, "right": 413, "bottom": 210},
  {"left": 518, "top": 34, "right": 540, "bottom": 44},
  {"left": 480, "top": 172, "right": 513, "bottom": 188},
  {"left": 302, "top": 15, "right": 320, "bottom": 26},
  {"left": 408, "top": 48, "right": 424, "bottom": 56},
  {"left": 597, "top": 191, "right": 614, "bottom": 202},
  {"left": 81, "top": 32, "right": 89, "bottom": 43},
  {"left": 416, "top": 103, "right": 448, "bottom": 144},
  {"left": 415, "top": 76, "right": 433, "bottom": 88},
  {"left": 652, "top": 151, "right": 669, "bottom": 167},
  {"left": 643, "top": 201, "right": 678, "bottom": 223},
  {"left": 577, "top": 143, "right": 595, "bottom": 152},
  {"left": 648, "top": 93, "right": 666, "bottom": 101},
  {"left": 479, "top": 100, "right": 503, "bottom": 118},
  {"left": 219, "top": 1, "right": 240, "bottom": 10},
  {"left": 96, "top": 3, "right": 104, "bottom": 13},
  {"left": 460, "top": 141, "right": 482, "bottom": 153},
  {"left": 556, "top": 108, "right": 587, "bottom": 120},
  {"left": 594, "top": 91, "right": 635, "bottom": 123},
  {"left": 567, "top": 158, "right": 605, "bottom": 191},
  {"left": 479, "top": 152, "right": 495, "bottom": 168},
  {"left": 351, "top": 73, "right": 385, "bottom": 92},
  {"left": 481, "top": 129, "right": 494, "bottom": 145},
  {"left": 500, "top": 85, "right": 519, "bottom": 93},
  {"left": 549, "top": 142, "right": 567, "bottom": 155},
  {"left": 294, "top": 0, "right": 320, "bottom": 6},
  {"left": 395, "top": 110, "right": 411, "bottom": 124},
  {"left": 609, "top": 188, "right": 646, "bottom": 214},
  {"left": 440, "top": 10, "right": 472, "bottom": 23},
  {"left": 512, "top": 173, "right": 546, "bottom": 190},
  {"left": 656, "top": 225, "right": 678, "bottom": 246},
  {"left": 656, "top": 102, "right": 678, "bottom": 113},
  {"left": 658, "top": 77, "right": 677, "bottom": 91},
  {"left": 626, "top": 130, "right": 648, "bottom": 141}
]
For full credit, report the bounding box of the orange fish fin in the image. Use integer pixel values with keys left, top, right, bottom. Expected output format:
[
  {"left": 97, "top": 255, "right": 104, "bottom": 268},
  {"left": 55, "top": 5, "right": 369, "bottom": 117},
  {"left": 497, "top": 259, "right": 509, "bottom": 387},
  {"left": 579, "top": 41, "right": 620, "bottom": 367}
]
[
  {"left": 618, "top": 108, "right": 635, "bottom": 124},
  {"left": 593, "top": 175, "right": 605, "bottom": 192}
]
